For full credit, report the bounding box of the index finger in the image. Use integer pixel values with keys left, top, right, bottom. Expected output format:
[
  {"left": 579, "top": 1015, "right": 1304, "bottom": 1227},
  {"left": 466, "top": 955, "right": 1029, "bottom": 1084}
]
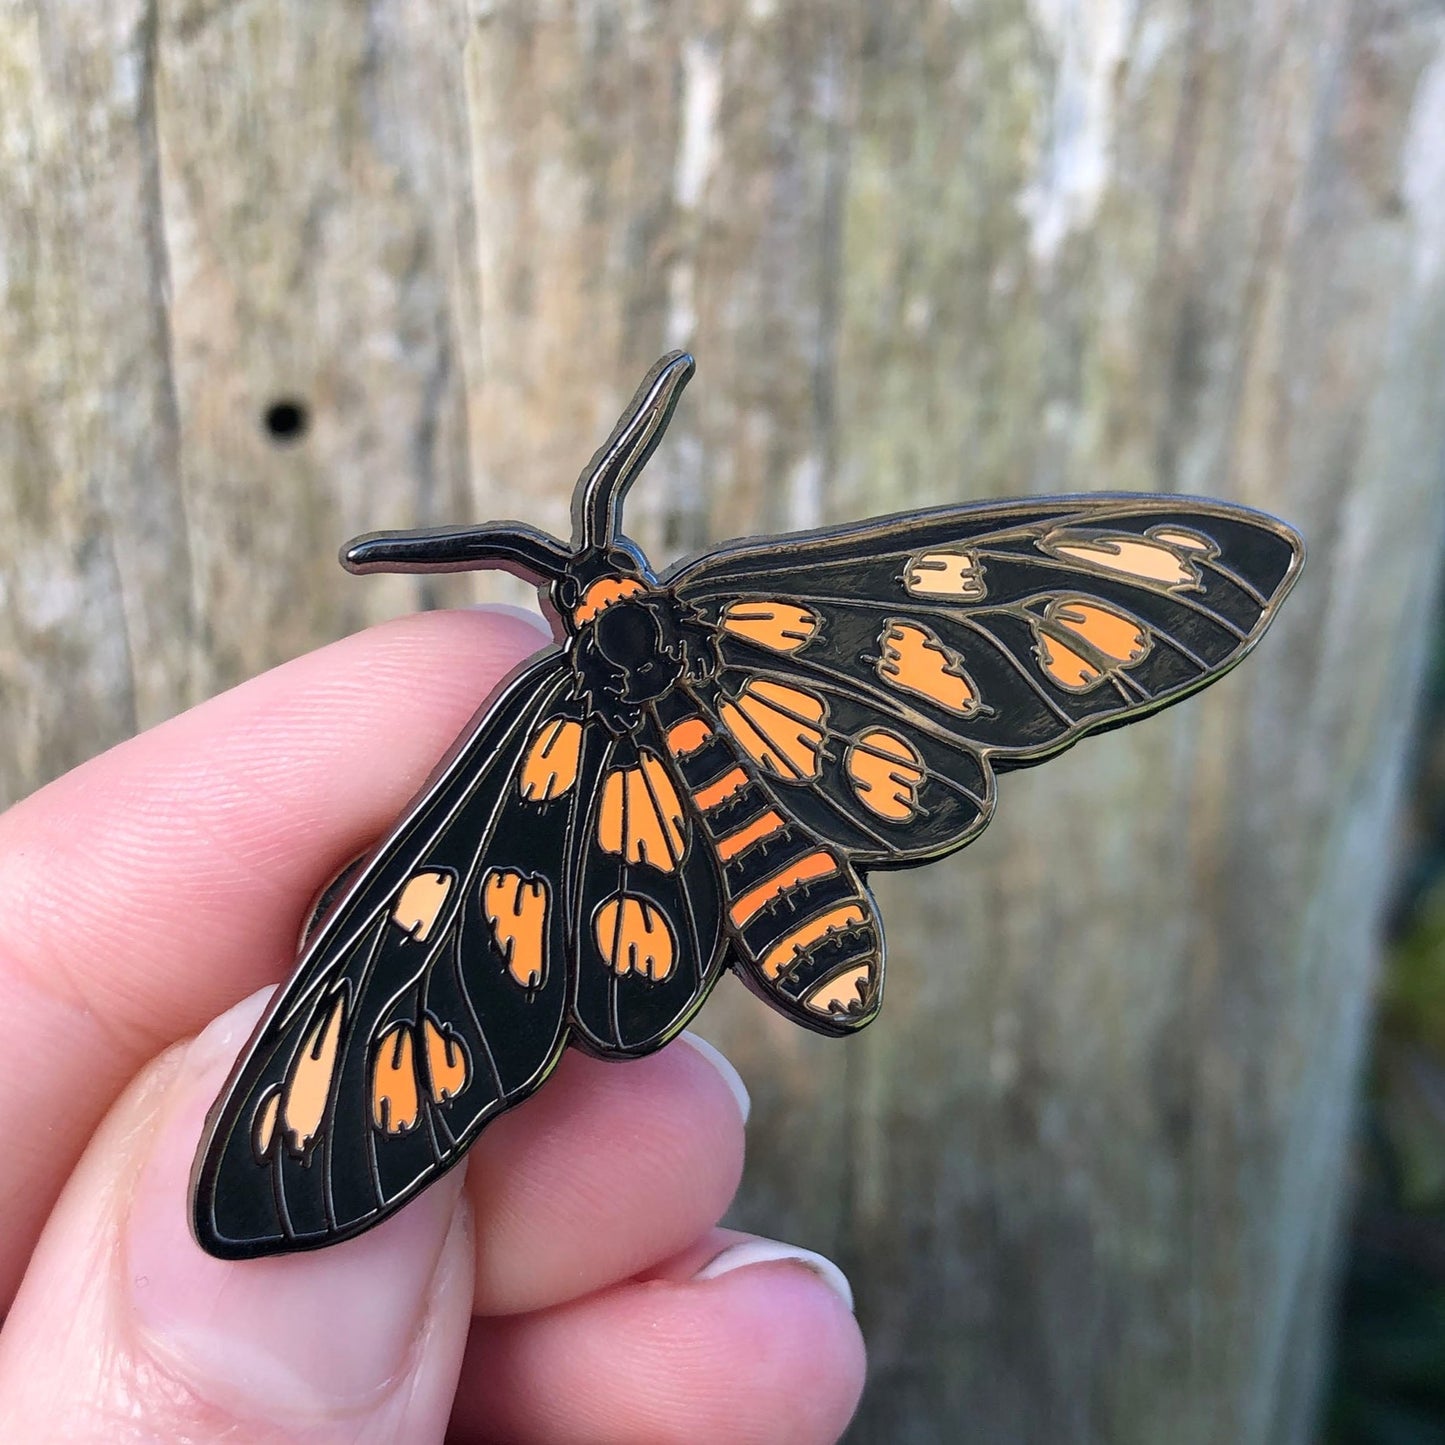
[{"left": 0, "top": 606, "right": 550, "bottom": 1307}]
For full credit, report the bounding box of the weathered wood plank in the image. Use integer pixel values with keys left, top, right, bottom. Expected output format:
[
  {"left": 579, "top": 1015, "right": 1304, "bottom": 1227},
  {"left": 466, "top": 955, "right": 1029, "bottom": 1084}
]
[
  {"left": 3, "top": 1, "right": 1445, "bottom": 1440},
  {"left": 0, "top": 0, "right": 190, "bottom": 797}
]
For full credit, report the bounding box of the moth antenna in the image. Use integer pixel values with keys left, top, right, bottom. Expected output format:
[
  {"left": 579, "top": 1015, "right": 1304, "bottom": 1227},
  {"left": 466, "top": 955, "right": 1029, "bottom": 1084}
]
[{"left": 574, "top": 351, "right": 695, "bottom": 554}]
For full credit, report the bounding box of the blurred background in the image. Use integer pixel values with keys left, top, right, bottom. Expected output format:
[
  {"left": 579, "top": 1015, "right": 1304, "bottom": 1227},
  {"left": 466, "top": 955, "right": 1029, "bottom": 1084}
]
[{"left": 2, "top": 3, "right": 1444, "bottom": 1441}]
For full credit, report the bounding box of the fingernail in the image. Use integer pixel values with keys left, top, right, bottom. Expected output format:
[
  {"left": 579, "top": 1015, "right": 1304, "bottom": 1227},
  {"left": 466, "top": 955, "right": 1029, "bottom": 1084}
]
[
  {"left": 694, "top": 1238, "right": 854, "bottom": 1312},
  {"left": 126, "top": 987, "right": 467, "bottom": 1420},
  {"left": 677, "top": 1031, "right": 751, "bottom": 1124}
]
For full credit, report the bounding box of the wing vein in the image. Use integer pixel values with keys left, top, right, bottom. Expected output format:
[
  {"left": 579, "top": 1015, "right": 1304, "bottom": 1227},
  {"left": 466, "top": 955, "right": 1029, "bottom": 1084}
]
[
  {"left": 639, "top": 708, "right": 709, "bottom": 991},
  {"left": 966, "top": 548, "right": 1251, "bottom": 639}
]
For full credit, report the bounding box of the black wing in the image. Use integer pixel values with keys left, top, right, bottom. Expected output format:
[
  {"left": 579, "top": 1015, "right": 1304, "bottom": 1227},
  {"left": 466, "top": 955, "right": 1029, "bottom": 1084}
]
[
  {"left": 564, "top": 705, "right": 729, "bottom": 1055},
  {"left": 191, "top": 651, "right": 583, "bottom": 1258},
  {"left": 669, "top": 495, "right": 1302, "bottom": 867}
]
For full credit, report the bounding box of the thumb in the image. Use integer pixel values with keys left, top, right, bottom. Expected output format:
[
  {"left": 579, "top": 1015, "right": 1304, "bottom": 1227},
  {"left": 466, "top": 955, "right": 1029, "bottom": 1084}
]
[{"left": 0, "top": 989, "right": 475, "bottom": 1443}]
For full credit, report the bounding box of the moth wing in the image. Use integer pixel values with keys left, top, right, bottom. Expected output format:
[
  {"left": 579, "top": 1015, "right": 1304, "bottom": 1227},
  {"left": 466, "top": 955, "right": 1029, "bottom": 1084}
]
[
  {"left": 671, "top": 495, "right": 1302, "bottom": 865},
  {"left": 671, "top": 663, "right": 996, "bottom": 869},
  {"left": 565, "top": 707, "right": 729, "bottom": 1055},
  {"left": 191, "top": 651, "right": 588, "bottom": 1258}
]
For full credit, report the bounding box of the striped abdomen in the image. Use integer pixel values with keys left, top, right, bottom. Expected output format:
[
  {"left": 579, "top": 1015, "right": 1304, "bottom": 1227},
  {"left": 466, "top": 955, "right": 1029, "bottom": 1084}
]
[{"left": 661, "top": 714, "right": 882, "bottom": 1033}]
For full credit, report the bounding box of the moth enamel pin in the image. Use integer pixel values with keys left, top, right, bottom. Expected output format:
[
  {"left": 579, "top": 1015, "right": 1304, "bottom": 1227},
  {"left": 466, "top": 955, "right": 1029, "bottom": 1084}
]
[{"left": 191, "top": 352, "right": 1303, "bottom": 1258}]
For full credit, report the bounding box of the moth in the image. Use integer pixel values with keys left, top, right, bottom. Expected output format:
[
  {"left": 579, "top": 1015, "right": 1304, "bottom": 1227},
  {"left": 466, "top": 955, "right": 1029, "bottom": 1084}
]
[{"left": 191, "top": 352, "right": 1303, "bottom": 1258}]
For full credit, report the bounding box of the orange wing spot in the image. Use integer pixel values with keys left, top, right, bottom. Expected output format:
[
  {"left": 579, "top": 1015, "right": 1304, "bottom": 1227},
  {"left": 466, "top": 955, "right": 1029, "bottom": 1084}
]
[
  {"left": 694, "top": 766, "right": 749, "bottom": 810},
  {"left": 1047, "top": 598, "right": 1150, "bottom": 665},
  {"left": 424, "top": 1018, "right": 469, "bottom": 1102},
  {"left": 573, "top": 576, "right": 647, "bottom": 625},
  {"left": 519, "top": 717, "right": 583, "bottom": 802},
  {"left": 904, "top": 550, "right": 987, "bottom": 599},
  {"left": 598, "top": 752, "right": 686, "bottom": 871},
  {"left": 281, "top": 990, "right": 346, "bottom": 1152},
  {"left": 803, "top": 962, "right": 876, "bottom": 1018},
  {"left": 252, "top": 1087, "right": 281, "bottom": 1159},
  {"left": 391, "top": 870, "right": 453, "bottom": 943},
  {"left": 372, "top": 1024, "right": 421, "bottom": 1134},
  {"left": 720, "top": 600, "right": 821, "bottom": 653},
  {"left": 719, "top": 679, "right": 827, "bottom": 781},
  {"left": 1035, "top": 631, "right": 1104, "bottom": 691},
  {"left": 1033, "top": 597, "right": 1152, "bottom": 693},
  {"left": 846, "top": 730, "right": 926, "bottom": 822},
  {"left": 877, "top": 620, "right": 981, "bottom": 716},
  {"left": 666, "top": 717, "right": 713, "bottom": 757},
  {"left": 716, "top": 809, "right": 786, "bottom": 862},
  {"left": 760, "top": 903, "right": 867, "bottom": 980},
  {"left": 729, "top": 850, "right": 838, "bottom": 926},
  {"left": 482, "top": 868, "right": 550, "bottom": 988},
  {"left": 1148, "top": 525, "right": 1217, "bottom": 556},
  {"left": 1041, "top": 530, "right": 1200, "bottom": 589},
  {"left": 594, "top": 895, "right": 676, "bottom": 981}
]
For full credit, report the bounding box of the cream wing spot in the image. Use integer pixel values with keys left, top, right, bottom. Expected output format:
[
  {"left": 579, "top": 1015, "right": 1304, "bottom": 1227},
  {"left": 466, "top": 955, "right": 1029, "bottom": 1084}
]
[
  {"left": 1148, "top": 525, "right": 1217, "bottom": 556},
  {"left": 252, "top": 1087, "right": 281, "bottom": 1160},
  {"left": 904, "top": 550, "right": 987, "bottom": 599},
  {"left": 1040, "top": 529, "right": 1201, "bottom": 589},
  {"left": 392, "top": 870, "right": 453, "bottom": 943},
  {"left": 281, "top": 989, "right": 347, "bottom": 1153}
]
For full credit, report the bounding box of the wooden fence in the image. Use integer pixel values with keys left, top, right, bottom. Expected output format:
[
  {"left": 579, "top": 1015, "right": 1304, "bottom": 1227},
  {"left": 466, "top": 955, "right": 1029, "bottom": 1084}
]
[{"left": 4, "top": 3, "right": 1445, "bottom": 1439}]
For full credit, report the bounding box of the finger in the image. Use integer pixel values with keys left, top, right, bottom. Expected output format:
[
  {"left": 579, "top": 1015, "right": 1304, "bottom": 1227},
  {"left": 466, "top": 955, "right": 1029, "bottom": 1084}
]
[
  {"left": 450, "top": 1227, "right": 866, "bottom": 1445},
  {"left": 465, "top": 1030, "right": 749, "bottom": 1315},
  {"left": 0, "top": 989, "right": 476, "bottom": 1444},
  {"left": 0, "top": 606, "right": 550, "bottom": 1306}
]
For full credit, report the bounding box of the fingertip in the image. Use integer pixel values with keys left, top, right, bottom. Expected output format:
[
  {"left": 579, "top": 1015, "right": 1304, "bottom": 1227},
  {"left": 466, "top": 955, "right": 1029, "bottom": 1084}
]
[
  {"left": 467, "top": 1040, "right": 747, "bottom": 1314},
  {"left": 694, "top": 1236, "right": 853, "bottom": 1312},
  {"left": 453, "top": 1234, "right": 867, "bottom": 1444},
  {"left": 675, "top": 1031, "right": 751, "bottom": 1124},
  {"left": 695, "top": 1256, "right": 868, "bottom": 1441},
  {"left": 467, "top": 601, "right": 558, "bottom": 642}
]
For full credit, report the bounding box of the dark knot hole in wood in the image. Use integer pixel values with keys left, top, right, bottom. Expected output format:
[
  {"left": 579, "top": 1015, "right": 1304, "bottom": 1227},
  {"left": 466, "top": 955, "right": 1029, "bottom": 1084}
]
[{"left": 263, "top": 399, "right": 310, "bottom": 444}]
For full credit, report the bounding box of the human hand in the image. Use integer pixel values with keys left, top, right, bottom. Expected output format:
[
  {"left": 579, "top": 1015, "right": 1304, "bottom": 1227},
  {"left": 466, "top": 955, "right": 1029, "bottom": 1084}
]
[{"left": 0, "top": 609, "right": 865, "bottom": 1443}]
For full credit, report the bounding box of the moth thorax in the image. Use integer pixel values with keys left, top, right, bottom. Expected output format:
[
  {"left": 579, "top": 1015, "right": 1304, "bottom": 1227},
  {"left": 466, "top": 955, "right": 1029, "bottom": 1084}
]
[
  {"left": 594, "top": 596, "right": 687, "bottom": 696},
  {"left": 592, "top": 597, "right": 658, "bottom": 662}
]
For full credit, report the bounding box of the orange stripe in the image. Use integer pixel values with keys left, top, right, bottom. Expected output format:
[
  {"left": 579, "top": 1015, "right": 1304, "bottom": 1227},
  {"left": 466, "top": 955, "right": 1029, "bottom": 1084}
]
[
  {"left": 693, "top": 767, "right": 748, "bottom": 811},
  {"left": 760, "top": 903, "right": 867, "bottom": 979},
  {"left": 573, "top": 576, "right": 646, "bottom": 625},
  {"left": 716, "top": 810, "right": 785, "bottom": 862},
  {"left": 729, "top": 851, "right": 838, "bottom": 926},
  {"left": 666, "top": 717, "right": 713, "bottom": 757}
]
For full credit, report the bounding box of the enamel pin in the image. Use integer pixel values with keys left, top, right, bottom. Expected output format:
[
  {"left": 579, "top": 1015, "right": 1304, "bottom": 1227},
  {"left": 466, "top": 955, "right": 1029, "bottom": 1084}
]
[{"left": 191, "top": 352, "right": 1303, "bottom": 1257}]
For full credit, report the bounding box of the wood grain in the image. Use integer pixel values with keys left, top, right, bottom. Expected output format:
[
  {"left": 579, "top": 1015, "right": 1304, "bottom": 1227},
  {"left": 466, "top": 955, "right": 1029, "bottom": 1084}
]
[{"left": 4, "top": 1, "right": 1445, "bottom": 1439}]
